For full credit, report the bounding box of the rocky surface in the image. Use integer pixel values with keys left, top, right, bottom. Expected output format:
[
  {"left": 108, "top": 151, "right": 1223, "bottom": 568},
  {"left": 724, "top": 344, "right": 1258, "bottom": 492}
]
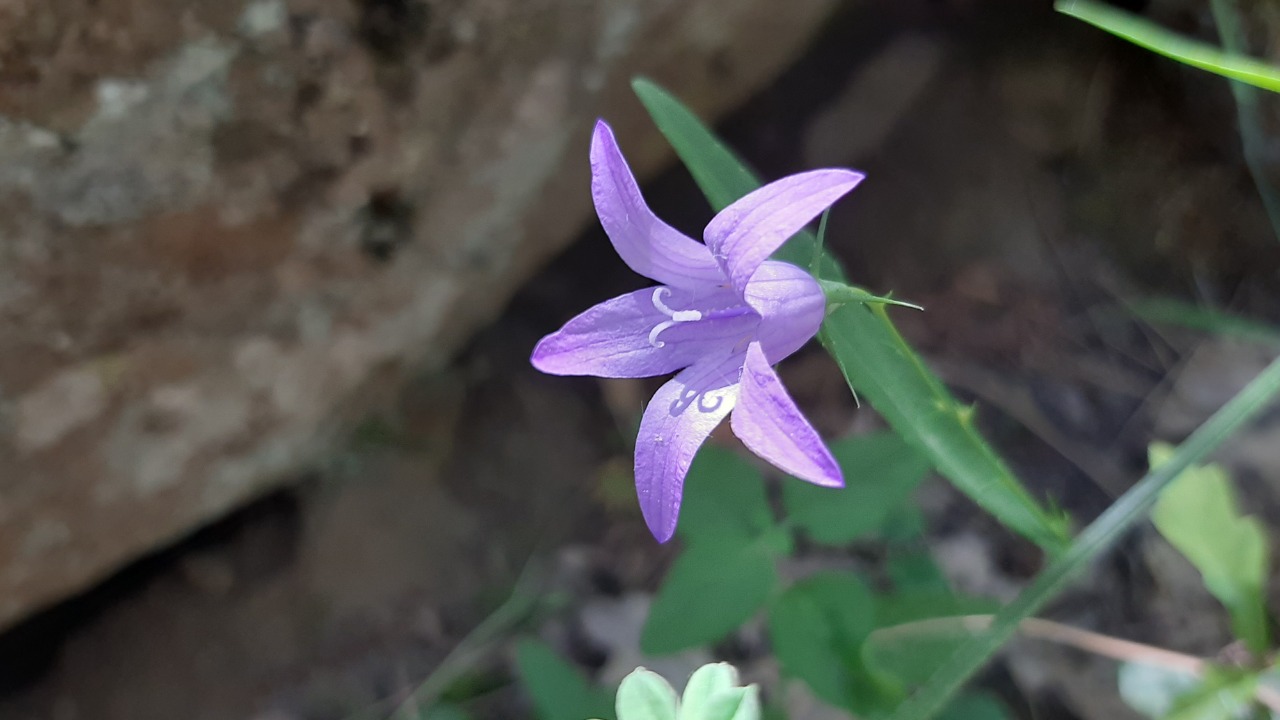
[{"left": 0, "top": 0, "right": 838, "bottom": 631}]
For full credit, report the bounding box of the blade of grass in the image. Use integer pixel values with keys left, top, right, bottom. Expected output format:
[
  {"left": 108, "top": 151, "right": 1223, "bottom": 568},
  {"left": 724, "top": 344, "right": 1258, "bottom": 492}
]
[
  {"left": 1056, "top": 0, "right": 1280, "bottom": 93},
  {"left": 1207, "top": 0, "right": 1280, "bottom": 243},
  {"left": 631, "top": 77, "right": 1071, "bottom": 552},
  {"left": 890, "top": 352, "right": 1280, "bottom": 720},
  {"left": 1126, "top": 297, "right": 1280, "bottom": 346}
]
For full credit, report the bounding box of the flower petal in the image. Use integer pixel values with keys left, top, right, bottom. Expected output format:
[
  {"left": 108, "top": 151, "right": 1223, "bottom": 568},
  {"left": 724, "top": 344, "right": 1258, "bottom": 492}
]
[
  {"left": 705, "top": 169, "right": 863, "bottom": 294},
  {"left": 744, "top": 261, "right": 826, "bottom": 362},
  {"left": 531, "top": 286, "right": 756, "bottom": 378},
  {"left": 731, "top": 342, "right": 842, "bottom": 488},
  {"left": 591, "top": 121, "right": 726, "bottom": 288},
  {"left": 634, "top": 353, "right": 742, "bottom": 542}
]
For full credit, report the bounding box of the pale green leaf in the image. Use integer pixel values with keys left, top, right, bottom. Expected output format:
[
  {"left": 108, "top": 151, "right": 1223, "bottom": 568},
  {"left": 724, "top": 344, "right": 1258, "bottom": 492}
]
[
  {"left": 1150, "top": 443, "right": 1271, "bottom": 653},
  {"left": 617, "top": 668, "right": 679, "bottom": 720}
]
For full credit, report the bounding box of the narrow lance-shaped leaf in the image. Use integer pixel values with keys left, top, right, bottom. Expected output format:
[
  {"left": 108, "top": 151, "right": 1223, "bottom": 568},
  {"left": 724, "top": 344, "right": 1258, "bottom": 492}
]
[
  {"left": 1056, "top": 0, "right": 1280, "bottom": 93},
  {"left": 632, "top": 77, "right": 1071, "bottom": 553}
]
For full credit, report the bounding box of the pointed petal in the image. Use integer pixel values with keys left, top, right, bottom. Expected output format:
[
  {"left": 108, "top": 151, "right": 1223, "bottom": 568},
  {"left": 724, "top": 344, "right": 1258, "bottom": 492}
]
[
  {"left": 635, "top": 354, "right": 742, "bottom": 541},
  {"left": 744, "top": 261, "right": 826, "bottom": 362},
  {"left": 531, "top": 286, "right": 755, "bottom": 379},
  {"left": 705, "top": 169, "right": 863, "bottom": 294},
  {"left": 731, "top": 342, "right": 842, "bottom": 488},
  {"left": 591, "top": 121, "right": 726, "bottom": 288}
]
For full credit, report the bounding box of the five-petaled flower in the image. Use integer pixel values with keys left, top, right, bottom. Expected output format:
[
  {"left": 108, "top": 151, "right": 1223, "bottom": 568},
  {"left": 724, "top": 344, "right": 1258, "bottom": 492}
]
[{"left": 531, "top": 120, "right": 864, "bottom": 542}]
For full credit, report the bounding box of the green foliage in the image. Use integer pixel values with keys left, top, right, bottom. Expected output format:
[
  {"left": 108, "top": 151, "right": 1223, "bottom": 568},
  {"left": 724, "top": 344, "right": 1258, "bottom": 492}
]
[
  {"left": 1150, "top": 444, "right": 1271, "bottom": 654},
  {"left": 641, "top": 536, "right": 780, "bottom": 654},
  {"left": 417, "top": 705, "right": 473, "bottom": 720},
  {"left": 782, "top": 432, "right": 931, "bottom": 545},
  {"left": 631, "top": 77, "right": 1071, "bottom": 554},
  {"left": 1165, "top": 668, "right": 1259, "bottom": 720},
  {"left": 678, "top": 447, "right": 776, "bottom": 546},
  {"left": 935, "top": 692, "right": 1011, "bottom": 720},
  {"left": 516, "top": 639, "right": 615, "bottom": 720},
  {"left": 1056, "top": 0, "right": 1280, "bottom": 93},
  {"left": 768, "top": 572, "right": 891, "bottom": 713}
]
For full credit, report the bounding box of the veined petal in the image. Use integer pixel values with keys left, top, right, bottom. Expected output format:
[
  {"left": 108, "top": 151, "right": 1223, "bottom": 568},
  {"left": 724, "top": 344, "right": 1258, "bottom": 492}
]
[
  {"left": 731, "top": 342, "right": 842, "bottom": 488},
  {"left": 705, "top": 169, "right": 863, "bottom": 294},
  {"left": 591, "top": 121, "right": 726, "bottom": 289},
  {"left": 531, "top": 287, "right": 750, "bottom": 378},
  {"left": 634, "top": 353, "right": 743, "bottom": 542},
  {"left": 744, "top": 261, "right": 826, "bottom": 362}
]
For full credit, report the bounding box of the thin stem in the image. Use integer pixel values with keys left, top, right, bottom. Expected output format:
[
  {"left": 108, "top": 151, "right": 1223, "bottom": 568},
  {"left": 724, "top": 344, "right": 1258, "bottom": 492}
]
[
  {"left": 382, "top": 563, "right": 545, "bottom": 719},
  {"left": 891, "top": 352, "right": 1280, "bottom": 720}
]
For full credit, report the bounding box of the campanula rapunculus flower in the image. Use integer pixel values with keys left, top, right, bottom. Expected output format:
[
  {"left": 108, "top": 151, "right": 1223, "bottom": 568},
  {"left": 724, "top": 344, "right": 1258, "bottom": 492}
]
[{"left": 532, "top": 120, "right": 864, "bottom": 542}]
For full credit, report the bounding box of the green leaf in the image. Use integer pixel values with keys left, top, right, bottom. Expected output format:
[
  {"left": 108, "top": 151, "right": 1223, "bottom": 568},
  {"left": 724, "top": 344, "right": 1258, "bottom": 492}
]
[
  {"left": 632, "top": 76, "right": 1071, "bottom": 554},
  {"left": 782, "top": 432, "right": 931, "bottom": 545},
  {"left": 516, "top": 639, "right": 615, "bottom": 720},
  {"left": 886, "top": 551, "right": 952, "bottom": 595},
  {"left": 642, "top": 537, "right": 778, "bottom": 654},
  {"left": 1056, "top": 0, "right": 1280, "bottom": 94},
  {"left": 1150, "top": 443, "right": 1271, "bottom": 653},
  {"left": 678, "top": 447, "right": 775, "bottom": 546},
  {"left": 936, "top": 692, "right": 1011, "bottom": 720},
  {"left": 1165, "top": 667, "right": 1259, "bottom": 720},
  {"left": 617, "top": 668, "right": 679, "bottom": 720},
  {"left": 768, "top": 571, "right": 895, "bottom": 713},
  {"left": 421, "top": 704, "right": 472, "bottom": 720}
]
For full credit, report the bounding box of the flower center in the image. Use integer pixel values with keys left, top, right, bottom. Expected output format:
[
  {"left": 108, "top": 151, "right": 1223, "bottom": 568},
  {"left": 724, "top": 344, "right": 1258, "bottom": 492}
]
[
  {"left": 647, "top": 287, "right": 704, "bottom": 347},
  {"left": 647, "top": 287, "right": 758, "bottom": 348}
]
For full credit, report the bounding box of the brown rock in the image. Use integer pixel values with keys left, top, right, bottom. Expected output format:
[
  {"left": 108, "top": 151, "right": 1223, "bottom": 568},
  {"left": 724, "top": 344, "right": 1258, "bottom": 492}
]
[{"left": 0, "top": 0, "right": 837, "bottom": 630}]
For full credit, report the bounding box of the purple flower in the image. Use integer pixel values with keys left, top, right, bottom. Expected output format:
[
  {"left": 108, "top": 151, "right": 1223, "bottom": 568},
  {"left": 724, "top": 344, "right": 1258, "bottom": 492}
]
[{"left": 531, "top": 120, "right": 864, "bottom": 542}]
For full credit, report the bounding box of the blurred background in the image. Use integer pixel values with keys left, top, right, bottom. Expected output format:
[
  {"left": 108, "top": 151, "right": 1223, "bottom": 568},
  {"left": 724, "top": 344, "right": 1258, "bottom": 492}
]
[{"left": 1, "top": 0, "right": 1278, "bottom": 718}]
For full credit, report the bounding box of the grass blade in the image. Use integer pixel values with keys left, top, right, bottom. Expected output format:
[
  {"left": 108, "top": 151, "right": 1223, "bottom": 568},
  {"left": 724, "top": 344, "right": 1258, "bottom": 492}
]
[{"left": 1056, "top": 0, "right": 1280, "bottom": 93}]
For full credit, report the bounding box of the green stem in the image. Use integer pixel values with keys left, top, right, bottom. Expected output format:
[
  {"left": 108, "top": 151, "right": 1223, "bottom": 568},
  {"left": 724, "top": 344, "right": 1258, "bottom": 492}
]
[{"left": 891, "top": 352, "right": 1280, "bottom": 720}]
